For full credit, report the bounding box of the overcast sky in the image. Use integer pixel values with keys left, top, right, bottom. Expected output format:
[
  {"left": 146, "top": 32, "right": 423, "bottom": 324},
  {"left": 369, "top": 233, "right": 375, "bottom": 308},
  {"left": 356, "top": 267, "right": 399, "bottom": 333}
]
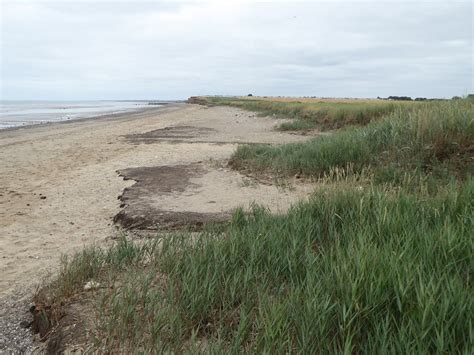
[{"left": 1, "top": 0, "right": 472, "bottom": 100}]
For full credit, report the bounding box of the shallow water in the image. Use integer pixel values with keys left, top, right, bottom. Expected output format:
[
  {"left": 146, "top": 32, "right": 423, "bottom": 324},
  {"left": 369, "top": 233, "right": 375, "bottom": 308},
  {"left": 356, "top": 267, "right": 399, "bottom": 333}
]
[{"left": 0, "top": 100, "right": 157, "bottom": 129}]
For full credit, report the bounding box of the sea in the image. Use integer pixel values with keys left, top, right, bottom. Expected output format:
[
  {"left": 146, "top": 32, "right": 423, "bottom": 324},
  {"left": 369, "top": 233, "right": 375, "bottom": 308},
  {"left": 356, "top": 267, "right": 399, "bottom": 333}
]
[{"left": 0, "top": 100, "right": 160, "bottom": 130}]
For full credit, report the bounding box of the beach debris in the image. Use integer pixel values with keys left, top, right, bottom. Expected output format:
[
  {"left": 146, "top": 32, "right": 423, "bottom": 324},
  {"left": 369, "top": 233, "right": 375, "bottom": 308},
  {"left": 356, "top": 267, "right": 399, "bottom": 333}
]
[{"left": 84, "top": 281, "right": 100, "bottom": 291}]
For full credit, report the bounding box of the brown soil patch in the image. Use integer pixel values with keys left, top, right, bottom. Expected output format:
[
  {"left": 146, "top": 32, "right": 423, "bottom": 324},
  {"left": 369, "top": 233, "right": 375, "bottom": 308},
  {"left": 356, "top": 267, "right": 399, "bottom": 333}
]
[
  {"left": 31, "top": 297, "right": 95, "bottom": 354},
  {"left": 114, "top": 164, "right": 230, "bottom": 230}
]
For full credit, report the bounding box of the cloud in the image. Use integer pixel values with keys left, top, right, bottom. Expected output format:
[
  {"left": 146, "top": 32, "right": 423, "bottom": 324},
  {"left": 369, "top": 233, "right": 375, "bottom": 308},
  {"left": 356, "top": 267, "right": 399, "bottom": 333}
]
[{"left": 1, "top": 0, "right": 472, "bottom": 99}]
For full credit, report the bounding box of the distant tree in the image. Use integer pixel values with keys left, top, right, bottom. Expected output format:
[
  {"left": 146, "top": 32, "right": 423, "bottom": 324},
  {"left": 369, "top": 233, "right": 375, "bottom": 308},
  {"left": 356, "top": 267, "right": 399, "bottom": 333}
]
[
  {"left": 415, "top": 97, "right": 427, "bottom": 101},
  {"left": 388, "top": 96, "right": 413, "bottom": 101},
  {"left": 248, "top": 94, "right": 253, "bottom": 97},
  {"left": 452, "top": 96, "right": 462, "bottom": 100}
]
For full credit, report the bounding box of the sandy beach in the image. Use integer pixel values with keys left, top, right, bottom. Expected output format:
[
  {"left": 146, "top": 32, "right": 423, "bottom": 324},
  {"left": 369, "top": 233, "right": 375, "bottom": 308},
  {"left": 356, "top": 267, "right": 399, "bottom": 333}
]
[
  {"left": 0, "top": 103, "right": 313, "bottom": 301},
  {"left": 0, "top": 103, "right": 319, "bottom": 351}
]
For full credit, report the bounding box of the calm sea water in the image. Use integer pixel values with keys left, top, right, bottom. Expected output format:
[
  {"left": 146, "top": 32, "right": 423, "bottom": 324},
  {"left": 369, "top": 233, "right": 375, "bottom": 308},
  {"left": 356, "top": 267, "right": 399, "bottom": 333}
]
[{"left": 0, "top": 100, "right": 158, "bottom": 130}]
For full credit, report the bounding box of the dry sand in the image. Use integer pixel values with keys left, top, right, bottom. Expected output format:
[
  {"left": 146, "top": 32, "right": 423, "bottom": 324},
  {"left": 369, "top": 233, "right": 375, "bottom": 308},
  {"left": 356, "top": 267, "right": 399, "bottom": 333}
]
[
  {"left": 0, "top": 104, "right": 315, "bottom": 298},
  {"left": 0, "top": 104, "right": 316, "bottom": 351}
]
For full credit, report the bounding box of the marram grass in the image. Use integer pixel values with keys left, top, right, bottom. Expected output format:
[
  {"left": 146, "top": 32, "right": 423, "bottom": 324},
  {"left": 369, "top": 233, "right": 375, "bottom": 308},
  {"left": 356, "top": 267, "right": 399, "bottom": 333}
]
[
  {"left": 39, "top": 180, "right": 473, "bottom": 353},
  {"left": 37, "top": 97, "right": 473, "bottom": 353},
  {"left": 202, "top": 96, "right": 415, "bottom": 130},
  {"left": 231, "top": 98, "right": 474, "bottom": 183}
]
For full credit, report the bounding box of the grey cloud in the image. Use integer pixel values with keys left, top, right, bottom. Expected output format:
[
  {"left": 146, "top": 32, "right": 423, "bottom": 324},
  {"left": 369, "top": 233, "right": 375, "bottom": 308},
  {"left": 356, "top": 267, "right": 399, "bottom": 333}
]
[{"left": 1, "top": 0, "right": 472, "bottom": 100}]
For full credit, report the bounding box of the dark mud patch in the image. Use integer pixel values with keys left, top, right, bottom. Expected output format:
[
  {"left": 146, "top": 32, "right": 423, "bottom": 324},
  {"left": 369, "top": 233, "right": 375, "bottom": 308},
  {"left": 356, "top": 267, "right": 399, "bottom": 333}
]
[
  {"left": 114, "top": 164, "right": 230, "bottom": 230},
  {"left": 43, "top": 300, "right": 94, "bottom": 354},
  {"left": 28, "top": 293, "right": 94, "bottom": 354},
  {"left": 116, "top": 209, "right": 230, "bottom": 230},
  {"left": 124, "top": 125, "right": 216, "bottom": 144}
]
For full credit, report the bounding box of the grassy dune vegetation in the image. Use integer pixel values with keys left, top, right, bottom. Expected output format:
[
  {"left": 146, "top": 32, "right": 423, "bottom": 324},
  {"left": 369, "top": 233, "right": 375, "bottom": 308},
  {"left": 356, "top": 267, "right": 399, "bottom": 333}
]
[
  {"left": 201, "top": 96, "right": 415, "bottom": 130},
  {"left": 38, "top": 97, "right": 473, "bottom": 353},
  {"left": 232, "top": 99, "right": 473, "bottom": 183}
]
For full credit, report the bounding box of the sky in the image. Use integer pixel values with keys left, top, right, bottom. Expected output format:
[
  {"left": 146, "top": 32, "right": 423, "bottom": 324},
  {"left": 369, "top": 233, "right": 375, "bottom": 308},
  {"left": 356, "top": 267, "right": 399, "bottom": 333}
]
[{"left": 0, "top": 0, "right": 472, "bottom": 100}]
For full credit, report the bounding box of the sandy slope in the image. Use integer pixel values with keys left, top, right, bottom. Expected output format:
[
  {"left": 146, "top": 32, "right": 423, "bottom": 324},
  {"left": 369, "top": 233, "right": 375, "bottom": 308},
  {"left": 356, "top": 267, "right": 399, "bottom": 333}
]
[{"left": 0, "top": 104, "right": 315, "bottom": 301}]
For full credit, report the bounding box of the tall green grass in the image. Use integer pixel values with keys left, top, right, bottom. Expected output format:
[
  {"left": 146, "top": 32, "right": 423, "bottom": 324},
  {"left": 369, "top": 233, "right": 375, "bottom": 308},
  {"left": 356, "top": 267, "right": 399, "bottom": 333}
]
[
  {"left": 203, "top": 97, "right": 412, "bottom": 130},
  {"left": 38, "top": 181, "right": 473, "bottom": 353},
  {"left": 232, "top": 99, "right": 473, "bottom": 183},
  {"left": 37, "top": 97, "right": 473, "bottom": 353}
]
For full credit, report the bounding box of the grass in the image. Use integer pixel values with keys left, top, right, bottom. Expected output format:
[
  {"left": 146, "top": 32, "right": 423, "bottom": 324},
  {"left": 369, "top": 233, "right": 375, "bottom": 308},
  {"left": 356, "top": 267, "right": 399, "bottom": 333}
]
[
  {"left": 231, "top": 99, "right": 473, "bottom": 185},
  {"left": 200, "top": 96, "right": 416, "bottom": 131},
  {"left": 278, "top": 119, "right": 319, "bottom": 131},
  {"left": 37, "top": 181, "right": 473, "bottom": 353},
  {"left": 36, "top": 97, "right": 474, "bottom": 353}
]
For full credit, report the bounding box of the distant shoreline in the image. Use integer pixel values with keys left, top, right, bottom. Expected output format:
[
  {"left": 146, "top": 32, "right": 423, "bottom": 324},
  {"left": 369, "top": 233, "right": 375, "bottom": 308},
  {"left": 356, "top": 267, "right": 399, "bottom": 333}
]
[{"left": 0, "top": 102, "right": 182, "bottom": 134}]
